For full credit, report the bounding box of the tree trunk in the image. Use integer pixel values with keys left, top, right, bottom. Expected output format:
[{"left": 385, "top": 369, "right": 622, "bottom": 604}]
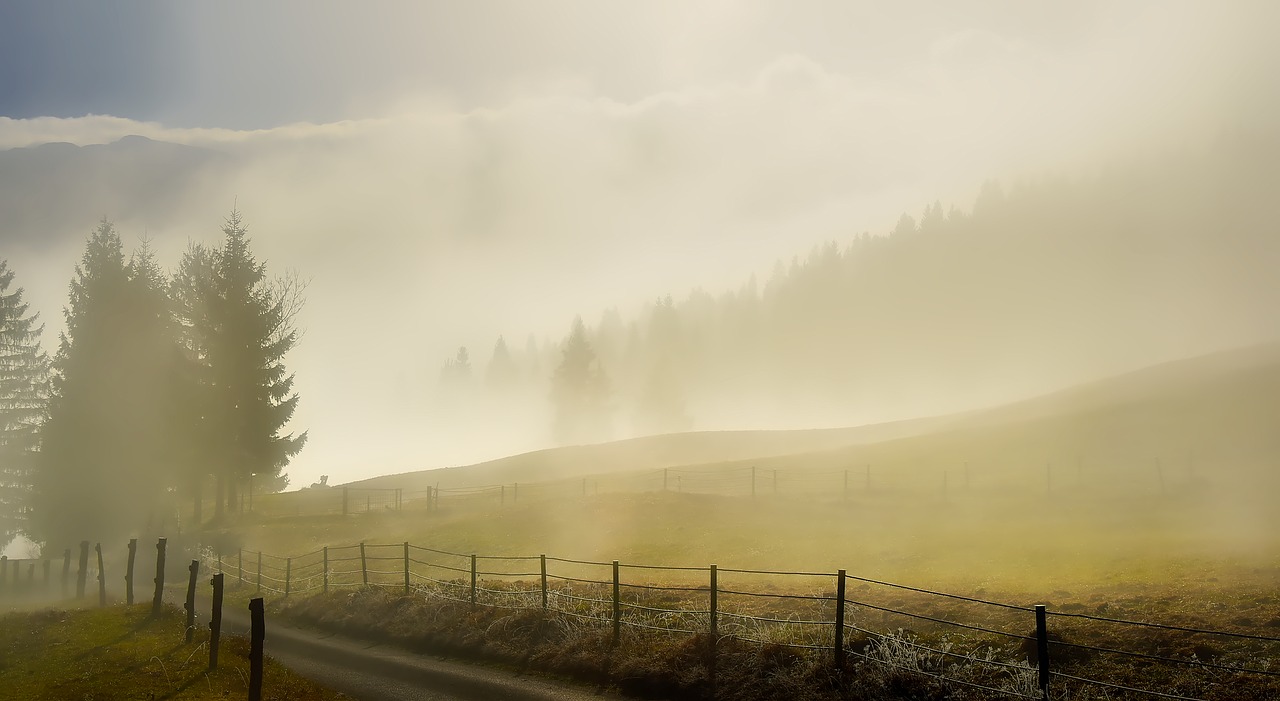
[{"left": 228, "top": 478, "right": 239, "bottom": 516}]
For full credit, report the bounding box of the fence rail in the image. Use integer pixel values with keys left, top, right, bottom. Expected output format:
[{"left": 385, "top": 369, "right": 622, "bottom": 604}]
[{"left": 202, "top": 542, "right": 1280, "bottom": 701}]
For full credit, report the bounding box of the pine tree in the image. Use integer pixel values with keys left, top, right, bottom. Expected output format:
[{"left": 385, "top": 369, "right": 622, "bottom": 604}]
[
  {"left": 0, "top": 260, "right": 50, "bottom": 548},
  {"left": 170, "top": 242, "right": 219, "bottom": 524},
  {"left": 204, "top": 210, "right": 306, "bottom": 517},
  {"left": 551, "top": 316, "right": 611, "bottom": 445},
  {"left": 32, "top": 221, "right": 184, "bottom": 548},
  {"left": 485, "top": 336, "right": 518, "bottom": 390}
]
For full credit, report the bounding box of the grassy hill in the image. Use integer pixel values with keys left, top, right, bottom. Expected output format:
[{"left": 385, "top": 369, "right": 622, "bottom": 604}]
[
  {"left": 230, "top": 344, "right": 1280, "bottom": 595},
  {"left": 344, "top": 342, "right": 1280, "bottom": 498}
]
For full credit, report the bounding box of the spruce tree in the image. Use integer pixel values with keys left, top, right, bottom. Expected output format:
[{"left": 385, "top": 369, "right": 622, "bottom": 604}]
[
  {"left": 551, "top": 316, "right": 611, "bottom": 445},
  {"left": 0, "top": 260, "right": 50, "bottom": 548},
  {"left": 32, "top": 221, "right": 183, "bottom": 548},
  {"left": 204, "top": 210, "right": 306, "bottom": 517}
]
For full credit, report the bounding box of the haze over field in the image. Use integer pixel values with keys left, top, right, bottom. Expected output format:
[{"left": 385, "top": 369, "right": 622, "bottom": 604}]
[{"left": 2, "top": 1, "right": 1279, "bottom": 505}]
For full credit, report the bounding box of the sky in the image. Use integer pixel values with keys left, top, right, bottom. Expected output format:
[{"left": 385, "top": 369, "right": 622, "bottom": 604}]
[{"left": 2, "top": 1, "right": 1278, "bottom": 487}]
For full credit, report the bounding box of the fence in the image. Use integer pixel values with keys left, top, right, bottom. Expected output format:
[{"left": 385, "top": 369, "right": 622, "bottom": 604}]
[
  {"left": 205, "top": 542, "right": 1280, "bottom": 700},
  {"left": 253, "top": 452, "right": 1213, "bottom": 520}
]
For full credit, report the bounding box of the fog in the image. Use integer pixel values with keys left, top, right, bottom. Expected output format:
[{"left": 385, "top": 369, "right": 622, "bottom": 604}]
[{"left": 2, "top": 1, "right": 1279, "bottom": 491}]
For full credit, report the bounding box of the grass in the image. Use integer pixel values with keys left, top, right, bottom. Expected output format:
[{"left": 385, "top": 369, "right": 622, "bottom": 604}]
[{"left": 0, "top": 602, "right": 345, "bottom": 700}]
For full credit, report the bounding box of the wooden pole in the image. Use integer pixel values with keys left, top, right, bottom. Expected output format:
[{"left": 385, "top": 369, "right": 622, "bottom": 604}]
[
  {"left": 209, "top": 573, "right": 224, "bottom": 671},
  {"left": 76, "top": 541, "right": 89, "bottom": 599},
  {"left": 709, "top": 564, "right": 718, "bottom": 695},
  {"left": 95, "top": 543, "right": 106, "bottom": 607},
  {"left": 470, "top": 554, "right": 477, "bottom": 607},
  {"left": 360, "top": 543, "right": 368, "bottom": 586},
  {"left": 612, "top": 560, "right": 620, "bottom": 647},
  {"left": 125, "top": 538, "right": 137, "bottom": 605},
  {"left": 248, "top": 598, "right": 264, "bottom": 701},
  {"left": 285, "top": 557, "right": 292, "bottom": 597},
  {"left": 151, "top": 538, "right": 166, "bottom": 618},
  {"left": 540, "top": 554, "right": 547, "bottom": 610},
  {"left": 62, "top": 548, "right": 71, "bottom": 599},
  {"left": 835, "top": 569, "right": 847, "bottom": 673},
  {"left": 185, "top": 560, "right": 199, "bottom": 643},
  {"left": 403, "top": 542, "right": 410, "bottom": 595},
  {"left": 1035, "top": 604, "right": 1050, "bottom": 700}
]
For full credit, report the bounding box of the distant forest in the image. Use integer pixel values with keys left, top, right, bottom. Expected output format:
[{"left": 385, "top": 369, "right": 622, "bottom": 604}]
[{"left": 445, "top": 132, "right": 1280, "bottom": 445}]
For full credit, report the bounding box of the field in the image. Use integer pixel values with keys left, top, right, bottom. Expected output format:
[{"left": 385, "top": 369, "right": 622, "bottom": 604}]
[
  {"left": 0, "top": 603, "right": 343, "bottom": 700},
  {"left": 190, "top": 346, "right": 1280, "bottom": 699}
]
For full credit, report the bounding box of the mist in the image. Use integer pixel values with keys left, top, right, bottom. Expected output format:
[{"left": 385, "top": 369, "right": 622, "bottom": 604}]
[{"left": 2, "top": 1, "right": 1279, "bottom": 492}]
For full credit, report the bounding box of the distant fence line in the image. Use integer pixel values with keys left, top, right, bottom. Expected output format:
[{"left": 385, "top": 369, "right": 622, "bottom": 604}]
[
  {"left": 250, "top": 455, "right": 1209, "bottom": 520},
  {"left": 203, "top": 541, "right": 1280, "bottom": 701}
]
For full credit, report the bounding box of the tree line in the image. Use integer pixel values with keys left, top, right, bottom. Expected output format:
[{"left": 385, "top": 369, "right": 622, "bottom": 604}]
[
  {"left": 440, "top": 131, "right": 1280, "bottom": 446},
  {"left": 0, "top": 211, "right": 305, "bottom": 552}
]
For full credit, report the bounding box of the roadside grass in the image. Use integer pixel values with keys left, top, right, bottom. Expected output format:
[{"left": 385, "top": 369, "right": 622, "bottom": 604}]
[
  {"left": 274, "top": 583, "right": 1280, "bottom": 700},
  {"left": 0, "top": 603, "right": 346, "bottom": 700}
]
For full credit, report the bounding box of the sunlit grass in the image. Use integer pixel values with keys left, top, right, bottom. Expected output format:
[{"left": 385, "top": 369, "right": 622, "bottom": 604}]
[{"left": 0, "top": 603, "right": 343, "bottom": 700}]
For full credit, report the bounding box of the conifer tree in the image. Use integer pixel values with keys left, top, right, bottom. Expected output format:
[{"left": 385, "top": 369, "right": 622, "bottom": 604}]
[
  {"left": 485, "top": 336, "right": 518, "bottom": 390},
  {"left": 32, "top": 221, "right": 184, "bottom": 547},
  {"left": 204, "top": 210, "right": 306, "bottom": 516},
  {"left": 551, "top": 316, "right": 611, "bottom": 444},
  {"left": 0, "top": 260, "right": 50, "bottom": 547}
]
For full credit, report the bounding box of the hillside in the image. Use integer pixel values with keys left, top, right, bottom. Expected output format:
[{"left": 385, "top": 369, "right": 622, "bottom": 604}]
[
  {"left": 348, "top": 343, "right": 1280, "bottom": 499},
  {"left": 345, "top": 414, "right": 952, "bottom": 492}
]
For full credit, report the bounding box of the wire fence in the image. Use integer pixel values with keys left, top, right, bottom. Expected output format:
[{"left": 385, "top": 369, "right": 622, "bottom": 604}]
[
  {"left": 248, "top": 449, "right": 1216, "bottom": 521},
  {"left": 202, "top": 542, "right": 1280, "bottom": 701}
]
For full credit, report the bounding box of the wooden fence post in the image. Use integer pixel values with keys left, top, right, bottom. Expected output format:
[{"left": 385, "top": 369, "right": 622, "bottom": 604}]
[
  {"left": 403, "top": 542, "right": 409, "bottom": 595},
  {"left": 709, "top": 564, "right": 718, "bottom": 695},
  {"left": 834, "top": 570, "right": 847, "bottom": 673},
  {"left": 470, "top": 554, "right": 477, "bottom": 607},
  {"left": 151, "top": 538, "right": 166, "bottom": 618},
  {"left": 125, "top": 538, "right": 137, "bottom": 605},
  {"left": 185, "top": 560, "right": 199, "bottom": 643},
  {"left": 209, "top": 573, "right": 224, "bottom": 671},
  {"left": 612, "top": 560, "right": 621, "bottom": 647},
  {"left": 76, "top": 541, "right": 89, "bottom": 599},
  {"left": 540, "top": 554, "right": 547, "bottom": 610},
  {"left": 62, "top": 549, "right": 70, "bottom": 598},
  {"left": 1035, "top": 604, "right": 1050, "bottom": 701},
  {"left": 323, "top": 547, "right": 329, "bottom": 593},
  {"left": 360, "top": 543, "right": 368, "bottom": 586},
  {"left": 248, "top": 598, "right": 264, "bottom": 701},
  {"left": 95, "top": 543, "right": 106, "bottom": 607},
  {"left": 285, "top": 557, "right": 292, "bottom": 597}
]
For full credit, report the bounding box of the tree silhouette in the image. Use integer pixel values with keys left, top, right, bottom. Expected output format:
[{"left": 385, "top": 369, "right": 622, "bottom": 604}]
[
  {"left": 0, "top": 260, "right": 50, "bottom": 548},
  {"left": 203, "top": 209, "right": 307, "bottom": 517},
  {"left": 32, "top": 221, "right": 186, "bottom": 547},
  {"left": 485, "top": 336, "right": 518, "bottom": 390},
  {"left": 551, "top": 316, "right": 611, "bottom": 445}
]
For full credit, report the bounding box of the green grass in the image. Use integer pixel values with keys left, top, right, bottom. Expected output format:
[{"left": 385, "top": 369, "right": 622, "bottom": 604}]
[{"left": 0, "top": 603, "right": 344, "bottom": 700}]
